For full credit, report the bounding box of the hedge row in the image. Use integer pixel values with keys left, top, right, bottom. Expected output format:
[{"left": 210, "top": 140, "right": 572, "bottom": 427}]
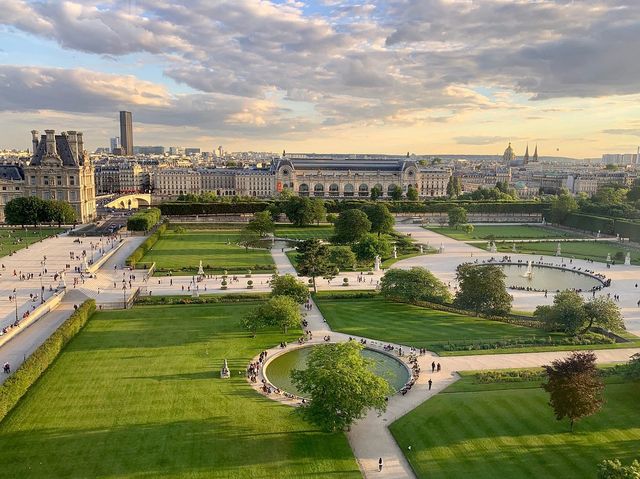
[
  {"left": 160, "top": 202, "right": 269, "bottom": 216},
  {"left": 126, "top": 223, "right": 168, "bottom": 268},
  {"left": 613, "top": 220, "right": 640, "bottom": 243},
  {"left": 0, "top": 299, "right": 96, "bottom": 423},
  {"left": 441, "top": 333, "right": 614, "bottom": 352},
  {"left": 127, "top": 207, "right": 162, "bottom": 231},
  {"left": 135, "top": 292, "right": 270, "bottom": 305},
  {"left": 561, "top": 213, "right": 615, "bottom": 235}
]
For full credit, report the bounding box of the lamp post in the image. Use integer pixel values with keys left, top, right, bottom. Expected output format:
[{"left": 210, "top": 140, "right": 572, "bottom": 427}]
[
  {"left": 122, "top": 283, "right": 127, "bottom": 309},
  {"left": 12, "top": 289, "right": 17, "bottom": 322}
]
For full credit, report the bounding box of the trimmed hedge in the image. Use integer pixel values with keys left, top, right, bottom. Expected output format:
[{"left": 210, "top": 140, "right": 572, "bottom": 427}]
[
  {"left": 160, "top": 202, "right": 269, "bottom": 216},
  {"left": 613, "top": 219, "right": 640, "bottom": 243},
  {"left": 561, "top": 213, "right": 615, "bottom": 235},
  {"left": 0, "top": 299, "right": 96, "bottom": 423},
  {"left": 127, "top": 207, "right": 162, "bottom": 231},
  {"left": 441, "top": 333, "right": 614, "bottom": 352},
  {"left": 135, "top": 292, "right": 270, "bottom": 305},
  {"left": 126, "top": 222, "right": 167, "bottom": 268}
]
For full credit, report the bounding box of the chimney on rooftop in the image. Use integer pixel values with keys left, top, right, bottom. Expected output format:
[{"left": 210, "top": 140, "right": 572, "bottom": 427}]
[
  {"left": 31, "top": 130, "right": 39, "bottom": 155},
  {"left": 45, "top": 129, "right": 56, "bottom": 156}
]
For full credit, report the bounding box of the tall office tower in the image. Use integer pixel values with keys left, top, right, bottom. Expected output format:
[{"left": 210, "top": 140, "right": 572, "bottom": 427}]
[
  {"left": 110, "top": 136, "right": 120, "bottom": 153},
  {"left": 119, "top": 111, "right": 133, "bottom": 156}
]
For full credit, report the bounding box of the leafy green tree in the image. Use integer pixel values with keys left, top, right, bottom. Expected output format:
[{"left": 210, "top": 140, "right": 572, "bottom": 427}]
[
  {"left": 238, "top": 228, "right": 261, "bottom": 251},
  {"left": 270, "top": 274, "right": 309, "bottom": 304},
  {"left": 389, "top": 184, "right": 403, "bottom": 200},
  {"left": 295, "top": 239, "right": 338, "bottom": 293},
  {"left": 463, "top": 224, "right": 474, "bottom": 235},
  {"left": 406, "top": 186, "right": 419, "bottom": 200},
  {"left": 625, "top": 353, "right": 640, "bottom": 381},
  {"left": 542, "top": 351, "right": 604, "bottom": 432},
  {"left": 363, "top": 203, "right": 394, "bottom": 237},
  {"left": 247, "top": 211, "right": 275, "bottom": 237},
  {"left": 310, "top": 198, "right": 327, "bottom": 225},
  {"left": 329, "top": 246, "right": 357, "bottom": 270},
  {"left": 454, "top": 264, "right": 512, "bottom": 316},
  {"left": 50, "top": 200, "right": 77, "bottom": 226},
  {"left": 334, "top": 209, "right": 371, "bottom": 244},
  {"left": 550, "top": 190, "right": 578, "bottom": 224},
  {"left": 448, "top": 206, "right": 468, "bottom": 229},
  {"left": 351, "top": 234, "right": 391, "bottom": 263},
  {"left": 5, "top": 196, "right": 44, "bottom": 227},
  {"left": 381, "top": 267, "right": 452, "bottom": 304},
  {"left": 598, "top": 458, "right": 640, "bottom": 479},
  {"left": 370, "top": 185, "right": 383, "bottom": 200},
  {"left": 242, "top": 295, "right": 301, "bottom": 335},
  {"left": 283, "top": 196, "right": 318, "bottom": 226},
  {"left": 534, "top": 291, "right": 624, "bottom": 335},
  {"left": 446, "top": 176, "right": 462, "bottom": 197},
  {"left": 291, "top": 341, "right": 392, "bottom": 432}
]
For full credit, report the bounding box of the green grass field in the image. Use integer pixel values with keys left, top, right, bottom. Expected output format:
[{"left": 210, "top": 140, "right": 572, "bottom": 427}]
[
  {"left": 274, "top": 225, "right": 335, "bottom": 240},
  {"left": 496, "top": 240, "right": 640, "bottom": 264},
  {"left": 313, "top": 295, "right": 640, "bottom": 355},
  {"left": 0, "top": 227, "right": 63, "bottom": 256},
  {"left": 141, "top": 229, "right": 275, "bottom": 274},
  {"left": 0, "top": 303, "right": 359, "bottom": 478},
  {"left": 427, "top": 224, "right": 582, "bottom": 241},
  {"left": 390, "top": 372, "right": 640, "bottom": 479}
]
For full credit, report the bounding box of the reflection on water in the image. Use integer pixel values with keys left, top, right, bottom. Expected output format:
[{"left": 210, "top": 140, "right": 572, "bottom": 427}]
[
  {"left": 265, "top": 346, "right": 410, "bottom": 397},
  {"left": 497, "top": 264, "right": 602, "bottom": 291}
]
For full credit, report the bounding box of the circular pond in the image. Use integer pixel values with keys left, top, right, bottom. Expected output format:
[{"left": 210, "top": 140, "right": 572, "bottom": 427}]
[
  {"left": 253, "top": 238, "right": 298, "bottom": 249},
  {"left": 496, "top": 263, "right": 602, "bottom": 291},
  {"left": 265, "top": 346, "right": 410, "bottom": 397}
]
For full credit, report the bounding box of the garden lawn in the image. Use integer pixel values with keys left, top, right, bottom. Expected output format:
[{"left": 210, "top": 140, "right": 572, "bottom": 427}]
[
  {"left": 140, "top": 229, "right": 275, "bottom": 274},
  {"left": 497, "top": 240, "right": 640, "bottom": 264},
  {"left": 0, "top": 303, "right": 360, "bottom": 478},
  {"left": 274, "top": 224, "right": 335, "bottom": 240},
  {"left": 427, "top": 224, "right": 583, "bottom": 241},
  {"left": 0, "top": 227, "right": 63, "bottom": 256},
  {"left": 390, "top": 372, "right": 640, "bottom": 479},
  {"left": 314, "top": 295, "right": 549, "bottom": 353}
]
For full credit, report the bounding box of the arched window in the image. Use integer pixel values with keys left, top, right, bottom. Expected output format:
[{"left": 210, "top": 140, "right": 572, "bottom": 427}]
[
  {"left": 299, "top": 183, "right": 309, "bottom": 196},
  {"left": 314, "top": 183, "right": 324, "bottom": 197},
  {"left": 358, "top": 184, "right": 369, "bottom": 197},
  {"left": 387, "top": 184, "right": 398, "bottom": 194},
  {"left": 344, "top": 183, "right": 354, "bottom": 197},
  {"left": 329, "top": 183, "right": 339, "bottom": 196}
]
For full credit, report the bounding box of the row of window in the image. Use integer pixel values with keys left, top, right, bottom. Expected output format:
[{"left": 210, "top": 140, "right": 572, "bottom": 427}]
[{"left": 30, "top": 175, "right": 76, "bottom": 186}]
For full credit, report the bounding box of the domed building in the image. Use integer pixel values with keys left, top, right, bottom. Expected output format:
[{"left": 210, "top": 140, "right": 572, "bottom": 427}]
[{"left": 503, "top": 142, "right": 516, "bottom": 164}]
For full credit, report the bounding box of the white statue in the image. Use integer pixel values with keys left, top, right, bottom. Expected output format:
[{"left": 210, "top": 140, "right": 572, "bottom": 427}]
[
  {"left": 393, "top": 245, "right": 397, "bottom": 259},
  {"left": 625, "top": 252, "right": 631, "bottom": 265},
  {"left": 221, "top": 359, "right": 230, "bottom": 379},
  {"left": 419, "top": 244, "right": 424, "bottom": 254},
  {"left": 197, "top": 260, "right": 204, "bottom": 276},
  {"left": 606, "top": 253, "right": 611, "bottom": 263},
  {"left": 374, "top": 255, "right": 381, "bottom": 272},
  {"left": 556, "top": 243, "right": 561, "bottom": 257}
]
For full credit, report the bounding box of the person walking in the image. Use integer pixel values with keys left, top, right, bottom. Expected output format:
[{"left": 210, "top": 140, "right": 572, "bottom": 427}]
[
  {"left": 428, "top": 378, "right": 433, "bottom": 390},
  {"left": 378, "top": 457, "right": 383, "bottom": 472},
  {"left": 431, "top": 361, "right": 436, "bottom": 373}
]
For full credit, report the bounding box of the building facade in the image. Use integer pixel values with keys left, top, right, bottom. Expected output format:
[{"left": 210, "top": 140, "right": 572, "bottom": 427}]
[{"left": 119, "top": 111, "right": 133, "bottom": 156}]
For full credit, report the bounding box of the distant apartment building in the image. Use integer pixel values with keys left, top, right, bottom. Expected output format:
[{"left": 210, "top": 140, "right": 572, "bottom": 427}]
[
  {"left": 133, "top": 146, "right": 165, "bottom": 155},
  {"left": 95, "top": 162, "right": 148, "bottom": 194},
  {"left": 119, "top": 111, "right": 134, "bottom": 156},
  {"left": 602, "top": 151, "right": 639, "bottom": 166},
  {"left": 110, "top": 136, "right": 120, "bottom": 153}
]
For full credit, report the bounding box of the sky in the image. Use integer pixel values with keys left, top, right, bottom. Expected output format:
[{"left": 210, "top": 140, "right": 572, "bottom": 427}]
[{"left": 1, "top": 0, "right": 640, "bottom": 158}]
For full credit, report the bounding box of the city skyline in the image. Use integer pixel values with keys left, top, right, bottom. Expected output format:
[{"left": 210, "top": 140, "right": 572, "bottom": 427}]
[{"left": 1, "top": 1, "right": 640, "bottom": 157}]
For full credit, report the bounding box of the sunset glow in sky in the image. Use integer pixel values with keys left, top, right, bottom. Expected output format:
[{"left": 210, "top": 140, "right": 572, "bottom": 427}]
[{"left": 1, "top": 0, "right": 640, "bottom": 157}]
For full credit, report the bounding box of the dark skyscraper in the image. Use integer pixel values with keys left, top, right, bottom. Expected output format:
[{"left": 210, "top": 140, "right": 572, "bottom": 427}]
[{"left": 119, "top": 111, "right": 133, "bottom": 156}]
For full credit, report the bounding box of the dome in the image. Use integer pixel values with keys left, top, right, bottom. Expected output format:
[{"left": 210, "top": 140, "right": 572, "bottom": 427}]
[{"left": 503, "top": 142, "right": 516, "bottom": 163}]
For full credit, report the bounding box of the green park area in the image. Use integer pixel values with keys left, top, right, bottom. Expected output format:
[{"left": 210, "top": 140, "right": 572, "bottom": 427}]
[
  {"left": 273, "top": 224, "right": 335, "bottom": 240},
  {"left": 0, "top": 227, "right": 63, "bottom": 256},
  {"left": 390, "top": 370, "right": 640, "bottom": 479},
  {"left": 0, "top": 302, "right": 359, "bottom": 478},
  {"left": 313, "top": 293, "right": 640, "bottom": 355},
  {"left": 497, "top": 240, "right": 640, "bottom": 264},
  {"left": 140, "top": 228, "right": 275, "bottom": 275},
  {"left": 427, "top": 224, "right": 583, "bottom": 241}
]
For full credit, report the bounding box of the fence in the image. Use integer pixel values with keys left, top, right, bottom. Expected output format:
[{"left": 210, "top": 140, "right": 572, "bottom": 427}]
[{"left": 97, "top": 287, "right": 143, "bottom": 310}]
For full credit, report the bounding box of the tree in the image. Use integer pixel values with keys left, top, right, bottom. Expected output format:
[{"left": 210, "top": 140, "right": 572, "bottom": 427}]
[
  {"left": 295, "top": 239, "right": 338, "bottom": 293},
  {"left": 238, "top": 228, "right": 261, "bottom": 251},
  {"left": 5, "top": 197, "right": 44, "bottom": 227},
  {"left": 625, "top": 353, "right": 640, "bottom": 381},
  {"left": 448, "top": 206, "right": 467, "bottom": 228},
  {"left": 598, "top": 459, "right": 640, "bottom": 479},
  {"left": 534, "top": 291, "right": 624, "bottom": 335},
  {"left": 389, "top": 184, "right": 403, "bottom": 201},
  {"left": 406, "top": 186, "right": 419, "bottom": 200},
  {"left": 446, "top": 176, "right": 462, "bottom": 198},
  {"left": 329, "top": 246, "right": 357, "bottom": 270},
  {"left": 247, "top": 211, "right": 275, "bottom": 237},
  {"left": 51, "top": 200, "right": 77, "bottom": 226},
  {"left": 463, "top": 224, "right": 474, "bottom": 235},
  {"left": 351, "top": 234, "right": 391, "bottom": 263},
  {"left": 310, "top": 198, "right": 327, "bottom": 225},
  {"left": 270, "top": 273, "right": 310, "bottom": 304},
  {"left": 333, "top": 209, "right": 371, "bottom": 244},
  {"left": 550, "top": 190, "right": 578, "bottom": 224},
  {"left": 380, "top": 267, "right": 452, "bottom": 304},
  {"left": 363, "top": 203, "right": 394, "bottom": 237},
  {"left": 454, "top": 264, "right": 512, "bottom": 316},
  {"left": 291, "top": 341, "right": 392, "bottom": 432},
  {"left": 542, "top": 351, "right": 604, "bottom": 432},
  {"left": 282, "top": 196, "right": 320, "bottom": 226},
  {"left": 242, "top": 295, "right": 301, "bottom": 335},
  {"left": 370, "top": 185, "right": 383, "bottom": 201}
]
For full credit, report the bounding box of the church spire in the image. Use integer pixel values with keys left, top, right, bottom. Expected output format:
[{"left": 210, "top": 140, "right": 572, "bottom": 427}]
[
  {"left": 533, "top": 144, "right": 538, "bottom": 162},
  {"left": 523, "top": 144, "right": 530, "bottom": 164}
]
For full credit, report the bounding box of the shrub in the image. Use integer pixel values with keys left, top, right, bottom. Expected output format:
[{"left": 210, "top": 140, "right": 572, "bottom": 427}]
[
  {"left": 0, "top": 299, "right": 96, "bottom": 422},
  {"left": 247, "top": 280, "right": 254, "bottom": 289},
  {"left": 126, "top": 223, "right": 167, "bottom": 268},
  {"left": 135, "top": 292, "right": 269, "bottom": 305},
  {"left": 127, "top": 207, "right": 161, "bottom": 231}
]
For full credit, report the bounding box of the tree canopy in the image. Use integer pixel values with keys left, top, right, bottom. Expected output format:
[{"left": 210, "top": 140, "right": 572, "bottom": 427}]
[
  {"left": 291, "top": 341, "right": 392, "bottom": 432},
  {"left": 333, "top": 209, "right": 372, "bottom": 244},
  {"left": 242, "top": 295, "right": 301, "bottom": 335},
  {"left": 282, "top": 196, "right": 326, "bottom": 226},
  {"left": 448, "top": 206, "right": 467, "bottom": 228},
  {"left": 550, "top": 190, "right": 578, "bottom": 224},
  {"left": 270, "top": 274, "right": 310, "bottom": 304},
  {"left": 534, "top": 291, "right": 624, "bottom": 335},
  {"left": 295, "top": 239, "right": 338, "bottom": 292},
  {"left": 363, "top": 203, "right": 394, "bottom": 237},
  {"left": 542, "top": 351, "right": 604, "bottom": 432},
  {"left": 351, "top": 234, "right": 391, "bottom": 263},
  {"left": 598, "top": 459, "right": 640, "bottom": 479},
  {"left": 454, "top": 264, "right": 512, "bottom": 316},
  {"left": 380, "top": 267, "right": 452, "bottom": 304},
  {"left": 4, "top": 197, "right": 77, "bottom": 227},
  {"left": 370, "top": 185, "right": 383, "bottom": 201},
  {"left": 389, "top": 184, "right": 403, "bottom": 201},
  {"left": 406, "top": 186, "right": 419, "bottom": 201},
  {"left": 246, "top": 211, "right": 275, "bottom": 237},
  {"left": 329, "top": 246, "right": 357, "bottom": 271}
]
